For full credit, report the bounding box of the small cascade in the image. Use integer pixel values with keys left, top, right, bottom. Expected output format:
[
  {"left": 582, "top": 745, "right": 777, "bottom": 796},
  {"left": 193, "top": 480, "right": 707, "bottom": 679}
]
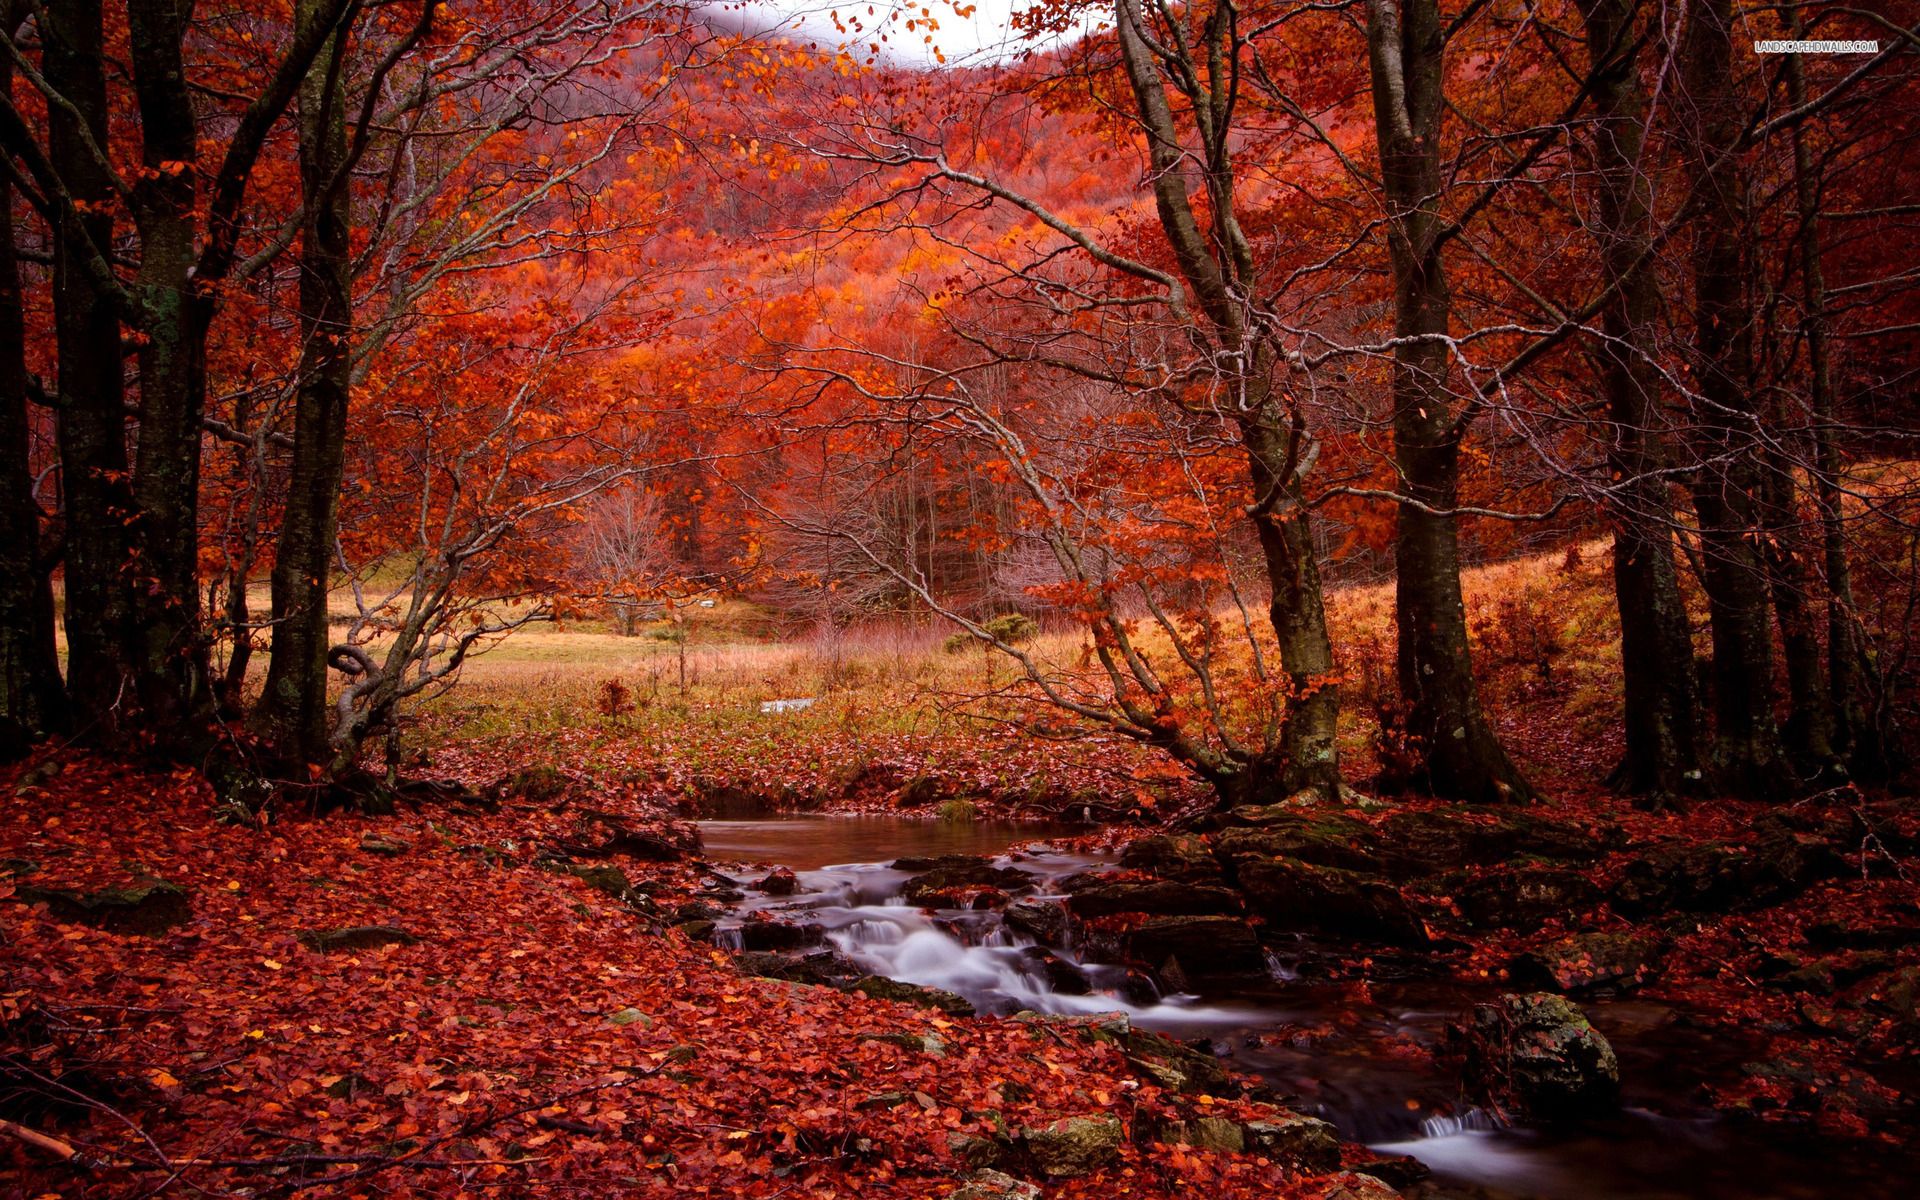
[{"left": 1419, "top": 1108, "right": 1510, "bottom": 1139}]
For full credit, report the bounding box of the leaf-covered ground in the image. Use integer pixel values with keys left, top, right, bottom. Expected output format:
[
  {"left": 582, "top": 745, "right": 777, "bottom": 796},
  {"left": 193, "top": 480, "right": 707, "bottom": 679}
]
[{"left": 2, "top": 752, "right": 1381, "bottom": 1199}]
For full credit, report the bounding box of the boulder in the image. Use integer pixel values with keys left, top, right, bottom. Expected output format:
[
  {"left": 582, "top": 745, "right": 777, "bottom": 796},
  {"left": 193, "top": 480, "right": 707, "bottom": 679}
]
[
  {"left": 1019, "top": 946, "right": 1091, "bottom": 994},
  {"left": 850, "top": 975, "right": 976, "bottom": 1016},
  {"left": 571, "top": 808, "right": 701, "bottom": 861},
  {"left": 1458, "top": 992, "right": 1619, "bottom": 1120},
  {"left": 1119, "top": 834, "right": 1224, "bottom": 884},
  {"left": 1125, "top": 915, "right": 1266, "bottom": 982},
  {"left": 1509, "top": 933, "right": 1663, "bottom": 994},
  {"left": 1372, "top": 807, "right": 1619, "bottom": 875},
  {"left": 1022, "top": 1115, "right": 1123, "bottom": 1177},
  {"left": 296, "top": 925, "right": 418, "bottom": 954},
  {"left": 903, "top": 863, "right": 1036, "bottom": 907},
  {"left": 1156, "top": 1115, "right": 1244, "bottom": 1152},
  {"left": 1003, "top": 898, "right": 1070, "bottom": 945},
  {"left": 752, "top": 867, "right": 799, "bottom": 895},
  {"left": 1456, "top": 865, "right": 1602, "bottom": 929},
  {"left": 1062, "top": 875, "right": 1243, "bottom": 917},
  {"left": 1118, "top": 1027, "right": 1234, "bottom": 1095},
  {"left": 18, "top": 880, "right": 190, "bottom": 935},
  {"left": 1238, "top": 857, "right": 1428, "bottom": 944}
]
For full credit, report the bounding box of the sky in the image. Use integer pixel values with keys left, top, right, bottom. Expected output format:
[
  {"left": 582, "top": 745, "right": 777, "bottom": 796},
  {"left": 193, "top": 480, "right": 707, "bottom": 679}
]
[{"left": 712, "top": 1, "right": 1101, "bottom": 67}]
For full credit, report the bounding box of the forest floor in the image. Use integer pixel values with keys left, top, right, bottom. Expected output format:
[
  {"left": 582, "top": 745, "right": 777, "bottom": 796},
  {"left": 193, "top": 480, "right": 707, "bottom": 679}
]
[{"left": 6, "top": 544, "right": 1919, "bottom": 1197}]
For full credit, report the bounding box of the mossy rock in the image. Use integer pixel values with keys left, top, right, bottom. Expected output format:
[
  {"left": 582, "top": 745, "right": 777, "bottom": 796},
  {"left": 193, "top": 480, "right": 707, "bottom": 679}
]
[
  {"left": 1022, "top": 1115, "right": 1123, "bottom": 1177},
  {"left": 18, "top": 880, "right": 190, "bottom": 935},
  {"left": 297, "top": 925, "right": 419, "bottom": 954},
  {"left": 850, "top": 975, "right": 976, "bottom": 1016}
]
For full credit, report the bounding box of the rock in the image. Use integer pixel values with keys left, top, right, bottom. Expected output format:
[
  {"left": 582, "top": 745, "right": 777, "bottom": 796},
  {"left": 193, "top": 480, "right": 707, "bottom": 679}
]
[
  {"left": 1118, "top": 1028, "right": 1234, "bottom": 1095},
  {"left": 18, "top": 880, "right": 190, "bottom": 934},
  {"left": 1243, "top": 1112, "right": 1341, "bottom": 1168},
  {"left": 860, "top": 1030, "right": 947, "bottom": 1057},
  {"left": 1125, "top": 915, "right": 1266, "bottom": 981},
  {"left": 945, "top": 1168, "right": 1040, "bottom": 1200},
  {"left": 1003, "top": 898, "right": 1070, "bottom": 945},
  {"left": 1062, "top": 876, "right": 1243, "bottom": 917},
  {"left": 1371, "top": 807, "right": 1620, "bottom": 875},
  {"left": 851, "top": 975, "right": 976, "bottom": 1016},
  {"left": 1456, "top": 866, "right": 1602, "bottom": 929},
  {"left": 1023, "top": 1115, "right": 1123, "bottom": 1177},
  {"left": 1323, "top": 1173, "right": 1407, "bottom": 1200},
  {"left": 1612, "top": 834, "right": 1842, "bottom": 916},
  {"left": 735, "top": 949, "right": 865, "bottom": 986},
  {"left": 1120, "top": 834, "right": 1224, "bottom": 884},
  {"left": 892, "top": 853, "right": 995, "bottom": 872},
  {"left": 1458, "top": 992, "right": 1619, "bottom": 1119},
  {"left": 1805, "top": 920, "right": 1920, "bottom": 951},
  {"left": 1344, "top": 1156, "right": 1431, "bottom": 1188},
  {"left": 1213, "top": 817, "right": 1378, "bottom": 872},
  {"left": 1019, "top": 946, "right": 1091, "bottom": 994},
  {"left": 1157, "top": 1115, "right": 1245, "bottom": 1152},
  {"left": 903, "top": 863, "right": 1036, "bottom": 906},
  {"left": 296, "top": 924, "right": 418, "bottom": 954},
  {"left": 946, "top": 1129, "right": 1018, "bottom": 1171},
  {"left": 674, "top": 919, "right": 718, "bottom": 943},
  {"left": 607, "top": 1006, "right": 653, "bottom": 1027},
  {"left": 1011, "top": 1010, "right": 1131, "bottom": 1041},
  {"left": 752, "top": 867, "right": 799, "bottom": 895},
  {"left": 358, "top": 834, "right": 410, "bottom": 855},
  {"left": 562, "top": 864, "right": 635, "bottom": 901},
  {"left": 673, "top": 899, "right": 726, "bottom": 923},
  {"left": 1238, "top": 857, "right": 1428, "bottom": 944},
  {"left": 585, "top": 812, "right": 700, "bottom": 861},
  {"left": 736, "top": 918, "right": 824, "bottom": 951},
  {"left": 1509, "top": 933, "right": 1663, "bottom": 994}
]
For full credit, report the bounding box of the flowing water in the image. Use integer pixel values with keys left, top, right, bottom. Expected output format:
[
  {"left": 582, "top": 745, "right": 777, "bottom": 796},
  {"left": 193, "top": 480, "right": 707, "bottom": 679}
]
[{"left": 698, "top": 816, "right": 1915, "bottom": 1199}]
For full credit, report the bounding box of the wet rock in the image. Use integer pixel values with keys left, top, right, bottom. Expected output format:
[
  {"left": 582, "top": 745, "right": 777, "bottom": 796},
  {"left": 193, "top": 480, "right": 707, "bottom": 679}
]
[
  {"left": 850, "top": 975, "right": 976, "bottom": 1016},
  {"left": 892, "top": 853, "right": 995, "bottom": 872},
  {"left": 752, "top": 867, "right": 799, "bottom": 895},
  {"left": 736, "top": 949, "right": 865, "bottom": 986},
  {"left": 1242, "top": 1111, "right": 1341, "bottom": 1169},
  {"left": 674, "top": 918, "right": 718, "bottom": 943},
  {"left": 1019, "top": 946, "right": 1091, "bottom": 994},
  {"left": 1022, "top": 1115, "right": 1123, "bottom": 1177},
  {"left": 1323, "top": 1172, "right": 1407, "bottom": 1200},
  {"left": 1011, "top": 1009, "right": 1131, "bottom": 1041},
  {"left": 1372, "top": 807, "right": 1620, "bottom": 875},
  {"left": 1456, "top": 865, "right": 1602, "bottom": 929},
  {"left": 902, "top": 863, "right": 1036, "bottom": 906},
  {"left": 562, "top": 863, "right": 636, "bottom": 902},
  {"left": 1003, "top": 897, "right": 1070, "bottom": 945},
  {"left": 736, "top": 917, "right": 824, "bottom": 951},
  {"left": 1344, "top": 1156, "right": 1430, "bottom": 1188},
  {"left": 18, "top": 880, "right": 190, "bottom": 935},
  {"left": 674, "top": 899, "right": 726, "bottom": 924},
  {"left": 944, "top": 1168, "right": 1040, "bottom": 1200},
  {"left": 1238, "top": 857, "right": 1428, "bottom": 944},
  {"left": 296, "top": 924, "right": 418, "bottom": 954},
  {"left": 1213, "top": 817, "right": 1378, "bottom": 872},
  {"left": 1120, "top": 834, "right": 1225, "bottom": 884},
  {"left": 1125, "top": 914, "right": 1266, "bottom": 981},
  {"left": 1509, "top": 933, "right": 1663, "bottom": 994},
  {"left": 1458, "top": 992, "right": 1619, "bottom": 1120},
  {"left": 1062, "top": 875, "right": 1243, "bottom": 917}
]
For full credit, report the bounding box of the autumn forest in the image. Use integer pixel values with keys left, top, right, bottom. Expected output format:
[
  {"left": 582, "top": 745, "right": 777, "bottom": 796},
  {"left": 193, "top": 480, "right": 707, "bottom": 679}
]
[{"left": 4, "top": 1, "right": 1920, "bottom": 1197}]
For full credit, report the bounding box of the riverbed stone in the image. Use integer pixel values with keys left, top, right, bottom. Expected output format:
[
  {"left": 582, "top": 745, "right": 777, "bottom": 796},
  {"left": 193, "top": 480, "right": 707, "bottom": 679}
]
[
  {"left": 1458, "top": 992, "right": 1619, "bottom": 1119},
  {"left": 1213, "top": 817, "right": 1378, "bottom": 872},
  {"left": 1019, "top": 946, "right": 1091, "bottom": 994},
  {"left": 1118, "top": 1028, "right": 1234, "bottom": 1095},
  {"left": 1238, "top": 857, "right": 1428, "bottom": 944},
  {"left": 18, "top": 879, "right": 190, "bottom": 935},
  {"left": 736, "top": 918, "right": 825, "bottom": 951},
  {"left": 1003, "top": 897, "right": 1070, "bottom": 944},
  {"left": 902, "top": 863, "right": 1036, "bottom": 906},
  {"left": 1509, "top": 933, "right": 1664, "bottom": 994},
  {"left": 1125, "top": 914, "right": 1266, "bottom": 981},
  {"left": 752, "top": 867, "right": 799, "bottom": 895},
  {"left": 850, "top": 975, "right": 976, "bottom": 1016},
  {"left": 735, "top": 949, "right": 864, "bottom": 986},
  {"left": 1062, "top": 875, "right": 1243, "bottom": 917},
  {"left": 1023, "top": 1115, "right": 1123, "bottom": 1177}
]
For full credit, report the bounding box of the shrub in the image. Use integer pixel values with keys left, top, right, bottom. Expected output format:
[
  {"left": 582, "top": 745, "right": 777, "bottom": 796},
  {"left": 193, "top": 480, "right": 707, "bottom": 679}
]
[
  {"left": 943, "top": 612, "right": 1039, "bottom": 654},
  {"left": 937, "top": 798, "right": 978, "bottom": 824}
]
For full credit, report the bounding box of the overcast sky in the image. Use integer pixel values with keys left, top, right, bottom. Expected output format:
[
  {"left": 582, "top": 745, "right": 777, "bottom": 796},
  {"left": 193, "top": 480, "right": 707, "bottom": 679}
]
[{"left": 714, "top": 1, "right": 1099, "bottom": 67}]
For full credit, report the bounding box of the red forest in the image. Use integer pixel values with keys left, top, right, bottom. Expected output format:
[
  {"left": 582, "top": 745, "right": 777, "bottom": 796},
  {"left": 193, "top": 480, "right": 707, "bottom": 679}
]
[{"left": 3, "top": 2, "right": 1920, "bottom": 1198}]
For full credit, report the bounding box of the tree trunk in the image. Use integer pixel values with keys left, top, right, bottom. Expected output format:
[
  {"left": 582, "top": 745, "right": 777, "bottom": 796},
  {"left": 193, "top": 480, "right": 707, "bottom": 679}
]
[
  {"left": 125, "top": 0, "right": 217, "bottom": 740},
  {"left": 263, "top": 5, "right": 353, "bottom": 763},
  {"left": 0, "top": 41, "right": 67, "bottom": 747},
  {"left": 1577, "top": 0, "right": 1703, "bottom": 802},
  {"left": 44, "top": 0, "right": 137, "bottom": 735},
  {"left": 1786, "top": 24, "right": 1878, "bottom": 777},
  {"left": 1366, "top": 0, "right": 1534, "bottom": 803},
  {"left": 1680, "top": 0, "right": 1791, "bottom": 799}
]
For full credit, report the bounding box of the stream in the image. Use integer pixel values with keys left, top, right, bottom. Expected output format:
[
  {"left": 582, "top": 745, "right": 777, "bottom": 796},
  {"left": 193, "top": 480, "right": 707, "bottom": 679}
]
[{"left": 698, "top": 816, "right": 1914, "bottom": 1199}]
